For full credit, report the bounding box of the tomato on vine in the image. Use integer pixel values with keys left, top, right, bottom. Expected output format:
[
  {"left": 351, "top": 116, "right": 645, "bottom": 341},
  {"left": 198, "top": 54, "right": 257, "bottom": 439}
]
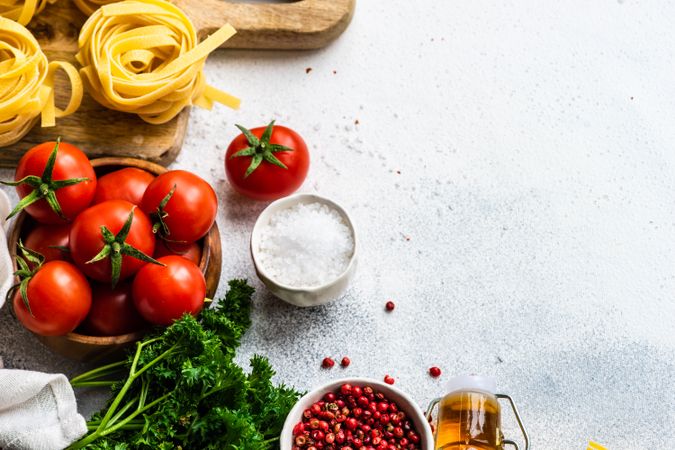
[
  {"left": 10, "top": 243, "right": 91, "bottom": 336},
  {"left": 2, "top": 138, "right": 96, "bottom": 224},
  {"left": 225, "top": 121, "right": 309, "bottom": 201},
  {"left": 141, "top": 170, "right": 217, "bottom": 243},
  {"left": 69, "top": 200, "right": 161, "bottom": 286}
]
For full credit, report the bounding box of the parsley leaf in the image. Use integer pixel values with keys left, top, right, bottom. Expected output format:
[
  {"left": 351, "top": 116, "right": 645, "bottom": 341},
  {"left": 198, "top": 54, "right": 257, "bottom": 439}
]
[{"left": 68, "top": 279, "right": 300, "bottom": 449}]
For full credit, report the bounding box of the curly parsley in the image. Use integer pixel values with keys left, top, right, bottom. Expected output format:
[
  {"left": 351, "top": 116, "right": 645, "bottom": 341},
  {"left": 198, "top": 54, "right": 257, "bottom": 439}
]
[{"left": 68, "top": 279, "right": 300, "bottom": 449}]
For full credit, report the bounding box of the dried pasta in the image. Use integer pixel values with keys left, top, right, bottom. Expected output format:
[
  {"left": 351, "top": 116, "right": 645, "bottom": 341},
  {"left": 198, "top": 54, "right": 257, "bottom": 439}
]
[
  {"left": 76, "top": 0, "right": 240, "bottom": 125},
  {"left": 0, "top": 17, "right": 83, "bottom": 147},
  {"left": 72, "top": 0, "right": 116, "bottom": 17},
  {"left": 0, "top": 0, "right": 56, "bottom": 25}
]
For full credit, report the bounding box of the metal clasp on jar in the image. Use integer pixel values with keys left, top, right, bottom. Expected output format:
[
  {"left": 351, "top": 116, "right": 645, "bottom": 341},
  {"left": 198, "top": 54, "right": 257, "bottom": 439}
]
[{"left": 425, "top": 393, "right": 530, "bottom": 450}]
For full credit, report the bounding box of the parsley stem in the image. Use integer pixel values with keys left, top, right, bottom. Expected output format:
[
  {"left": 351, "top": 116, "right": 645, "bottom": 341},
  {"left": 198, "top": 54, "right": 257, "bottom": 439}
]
[
  {"left": 107, "top": 394, "right": 140, "bottom": 428},
  {"left": 70, "top": 381, "right": 115, "bottom": 388},
  {"left": 101, "top": 391, "right": 173, "bottom": 437},
  {"left": 87, "top": 423, "right": 143, "bottom": 431},
  {"left": 87, "top": 418, "right": 143, "bottom": 427},
  {"left": 138, "top": 376, "right": 149, "bottom": 411},
  {"left": 200, "top": 383, "right": 229, "bottom": 400},
  {"left": 68, "top": 339, "right": 178, "bottom": 450},
  {"left": 262, "top": 437, "right": 280, "bottom": 445},
  {"left": 70, "top": 360, "right": 126, "bottom": 385},
  {"left": 132, "top": 343, "right": 178, "bottom": 379}
]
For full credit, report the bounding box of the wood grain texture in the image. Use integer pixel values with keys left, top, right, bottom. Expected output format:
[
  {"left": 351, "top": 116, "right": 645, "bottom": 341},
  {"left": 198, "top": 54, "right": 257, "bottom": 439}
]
[
  {"left": 180, "top": 0, "right": 356, "bottom": 50},
  {"left": 2, "top": 0, "right": 189, "bottom": 168},
  {"left": 0, "top": 0, "right": 355, "bottom": 167},
  {"left": 6, "top": 157, "right": 222, "bottom": 362}
]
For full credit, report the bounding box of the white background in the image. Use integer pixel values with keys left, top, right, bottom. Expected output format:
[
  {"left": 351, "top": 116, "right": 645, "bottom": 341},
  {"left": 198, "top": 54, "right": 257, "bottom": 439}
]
[{"left": 1, "top": 0, "right": 675, "bottom": 448}]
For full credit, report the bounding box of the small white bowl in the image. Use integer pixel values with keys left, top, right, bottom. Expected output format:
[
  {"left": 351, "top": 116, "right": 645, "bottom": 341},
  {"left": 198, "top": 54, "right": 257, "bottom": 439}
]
[
  {"left": 250, "top": 193, "right": 357, "bottom": 307},
  {"left": 280, "top": 378, "right": 435, "bottom": 450}
]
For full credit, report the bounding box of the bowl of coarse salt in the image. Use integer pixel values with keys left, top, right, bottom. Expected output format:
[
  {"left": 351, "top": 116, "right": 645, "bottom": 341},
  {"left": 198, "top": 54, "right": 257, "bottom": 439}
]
[{"left": 251, "top": 194, "right": 357, "bottom": 307}]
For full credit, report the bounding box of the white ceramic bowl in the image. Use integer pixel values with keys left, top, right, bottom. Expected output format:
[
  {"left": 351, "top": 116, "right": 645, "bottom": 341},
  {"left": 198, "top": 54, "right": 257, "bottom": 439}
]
[
  {"left": 280, "top": 378, "right": 434, "bottom": 450},
  {"left": 250, "top": 193, "right": 358, "bottom": 307}
]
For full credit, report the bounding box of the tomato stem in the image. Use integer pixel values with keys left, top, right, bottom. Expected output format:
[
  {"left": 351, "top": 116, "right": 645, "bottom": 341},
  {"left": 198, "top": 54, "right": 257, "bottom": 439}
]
[
  {"left": 85, "top": 208, "right": 164, "bottom": 288},
  {"left": 0, "top": 138, "right": 90, "bottom": 221},
  {"left": 230, "top": 121, "right": 294, "bottom": 178},
  {"left": 6, "top": 241, "right": 47, "bottom": 316},
  {"left": 150, "top": 184, "right": 176, "bottom": 239}
]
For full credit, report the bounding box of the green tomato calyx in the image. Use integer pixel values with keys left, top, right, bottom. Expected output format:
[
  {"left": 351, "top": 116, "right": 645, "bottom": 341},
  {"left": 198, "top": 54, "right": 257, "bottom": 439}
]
[
  {"left": 1, "top": 138, "right": 90, "bottom": 221},
  {"left": 7, "top": 241, "right": 46, "bottom": 316},
  {"left": 86, "top": 207, "right": 164, "bottom": 288},
  {"left": 230, "top": 120, "right": 294, "bottom": 178}
]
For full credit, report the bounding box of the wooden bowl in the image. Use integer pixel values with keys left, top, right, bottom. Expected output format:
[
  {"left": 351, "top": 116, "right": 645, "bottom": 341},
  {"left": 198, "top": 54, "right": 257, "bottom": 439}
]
[{"left": 7, "top": 157, "right": 222, "bottom": 362}]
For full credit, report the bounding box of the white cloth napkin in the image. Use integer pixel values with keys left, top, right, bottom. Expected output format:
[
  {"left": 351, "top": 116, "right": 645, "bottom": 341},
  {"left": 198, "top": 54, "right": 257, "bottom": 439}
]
[
  {"left": 0, "top": 189, "right": 14, "bottom": 309},
  {"left": 0, "top": 369, "right": 87, "bottom": 450}
]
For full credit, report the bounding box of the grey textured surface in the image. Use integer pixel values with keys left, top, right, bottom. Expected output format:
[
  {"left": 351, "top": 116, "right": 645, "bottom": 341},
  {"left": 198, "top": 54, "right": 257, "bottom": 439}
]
[{"left": 1, "top": 0, "right": 675, "bottom": 448}]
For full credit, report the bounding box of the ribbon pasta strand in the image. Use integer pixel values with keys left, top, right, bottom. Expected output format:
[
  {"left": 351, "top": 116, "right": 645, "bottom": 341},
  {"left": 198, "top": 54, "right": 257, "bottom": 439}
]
[
  {"left": 76, "top": 0, "right": 240, "bottom": 125},
  {"left": 0, "top": 17, "right": 83, "bottom": 147},
  {"left": 0, "top": 0, "right": 57, "bottom": 25}
]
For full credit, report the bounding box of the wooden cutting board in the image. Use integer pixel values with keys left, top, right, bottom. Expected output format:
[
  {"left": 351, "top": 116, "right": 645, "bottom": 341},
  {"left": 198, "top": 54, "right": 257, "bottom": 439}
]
[{"left": 0, "top": 0, "right": 355, "bottom": 167}]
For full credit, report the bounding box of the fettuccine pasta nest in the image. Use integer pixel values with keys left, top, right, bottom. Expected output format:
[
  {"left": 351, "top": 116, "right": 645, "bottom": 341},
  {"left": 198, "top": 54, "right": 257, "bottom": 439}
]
[
  {"left": 0, "top": 17, "right": 83, "bottom": 147},
  {"left": 76, "top": 0, "right": 240, "bottom": 125},
  {"left": 72, "top": 0, "right": 116, "bottom": 17},
  {"left": 0, "top": 0, "right": 56, "bottom": 25}
]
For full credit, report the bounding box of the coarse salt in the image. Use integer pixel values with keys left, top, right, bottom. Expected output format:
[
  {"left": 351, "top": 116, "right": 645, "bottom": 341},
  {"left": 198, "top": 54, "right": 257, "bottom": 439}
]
[{"left": 257, "top": 202, "right": 354, "bottom": 287}]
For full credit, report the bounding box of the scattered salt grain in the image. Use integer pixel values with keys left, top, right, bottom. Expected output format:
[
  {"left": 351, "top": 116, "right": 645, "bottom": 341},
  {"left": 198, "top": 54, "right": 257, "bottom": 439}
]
[{"left": 258, "top": 202, "right": 354, "bottom": 287}]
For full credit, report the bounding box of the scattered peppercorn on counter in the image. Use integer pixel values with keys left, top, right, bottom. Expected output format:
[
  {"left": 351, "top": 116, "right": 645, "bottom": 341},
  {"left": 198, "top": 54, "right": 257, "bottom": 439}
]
[{"left": 0, "top": 0, "right": 663, "bottom": 449}]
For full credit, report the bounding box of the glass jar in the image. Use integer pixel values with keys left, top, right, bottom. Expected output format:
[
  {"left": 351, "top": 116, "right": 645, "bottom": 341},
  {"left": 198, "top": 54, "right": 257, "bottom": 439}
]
[{"left": 427, "top": 375, "right": 529, "bottom": 450}]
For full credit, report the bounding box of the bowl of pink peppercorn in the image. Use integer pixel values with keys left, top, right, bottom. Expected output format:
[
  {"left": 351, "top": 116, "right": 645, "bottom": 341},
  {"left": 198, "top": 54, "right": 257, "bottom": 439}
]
[{"left": 280, "top": 378, "right": 434, "bottom": 450}]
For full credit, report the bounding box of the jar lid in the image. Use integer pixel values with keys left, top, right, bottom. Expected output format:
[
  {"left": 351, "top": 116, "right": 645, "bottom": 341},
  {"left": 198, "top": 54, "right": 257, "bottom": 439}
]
[{"left": 446, "top": 375, "right": 496, "bottom": 395}]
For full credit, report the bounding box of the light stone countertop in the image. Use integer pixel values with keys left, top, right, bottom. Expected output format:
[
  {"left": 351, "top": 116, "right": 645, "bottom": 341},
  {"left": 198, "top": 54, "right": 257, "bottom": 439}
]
[{"left": 1, "top": 0, "right": 675, "bottom": 448}]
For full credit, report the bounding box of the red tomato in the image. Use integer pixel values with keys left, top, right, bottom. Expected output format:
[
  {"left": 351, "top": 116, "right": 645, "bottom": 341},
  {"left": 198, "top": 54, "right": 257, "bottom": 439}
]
[
  {"left": 69, "top": 200, "right": 156, "bottom": 284},
  {"left": 225, "top": 121, "right": 309, "bottom": 201},
  {"left": 140, "top": 170, "right": 217, "bottom": 243},
  {"left": 24, "top": 223, "right": 71, "bottom": 263},
  {"left": 154, "top": 240, "right": 202, "bottom": 265},
  {"left": 13, "top": 261, "right": 92, "bottom": 336},
  {"left": 81, "top": 282, "right": 148, "bottom": 336},
  {"left": 13, "top": 140, "right": 96, "bottom": 224},
  {"left": 93, "top": 167, "right": 155, "bottom": 205},
  {"left": 132, "top": 255, "right": 205, "bottom": 325}
]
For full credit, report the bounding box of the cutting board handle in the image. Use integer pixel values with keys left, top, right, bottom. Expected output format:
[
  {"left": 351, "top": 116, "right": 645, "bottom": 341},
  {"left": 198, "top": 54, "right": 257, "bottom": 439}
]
[{"left": 177, "top": 0, "right": 356, "bottom": 50}]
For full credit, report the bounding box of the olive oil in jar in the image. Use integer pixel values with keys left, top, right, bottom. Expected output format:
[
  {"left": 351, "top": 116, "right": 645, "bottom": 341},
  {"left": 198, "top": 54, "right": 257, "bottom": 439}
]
[{"left": 434, "top": 376, "right": 503, "bottom": 450}]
